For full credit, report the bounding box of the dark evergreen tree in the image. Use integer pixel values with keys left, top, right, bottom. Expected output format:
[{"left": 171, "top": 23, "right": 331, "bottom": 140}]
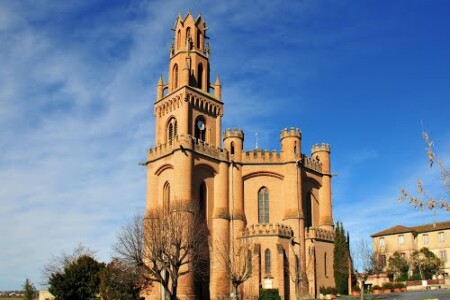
[
  {"left": 23, "top": 278, "right": 37, "bottom": 300},
  {"left": 99, "top": 258, "right": 143, "bottom": 300},
  {"left": 334, "top": 221, "right": 350, "bottom": 295},
  {"left": 49, "top": 255, "right": 105, "bottom": 300}
]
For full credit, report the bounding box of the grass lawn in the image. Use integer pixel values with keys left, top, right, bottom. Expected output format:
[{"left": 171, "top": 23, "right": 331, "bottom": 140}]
[{"left": 0, "top": 297, "right": 22, "bottom": 300}]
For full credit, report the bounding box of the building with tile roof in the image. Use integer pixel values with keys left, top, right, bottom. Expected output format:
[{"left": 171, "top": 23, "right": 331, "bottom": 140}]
[{"left": 371, "top": 221, "right": 450, "bottom": 275}]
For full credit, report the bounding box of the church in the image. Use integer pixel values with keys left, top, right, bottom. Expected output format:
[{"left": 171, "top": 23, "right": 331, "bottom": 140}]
[{"left": 143, "top": 12, "right": 335, "bottom": 300}]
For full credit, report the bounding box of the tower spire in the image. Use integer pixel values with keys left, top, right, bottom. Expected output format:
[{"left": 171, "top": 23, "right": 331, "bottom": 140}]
[{"left": 167, "top": 12, "right": 210, "bottom": 94}]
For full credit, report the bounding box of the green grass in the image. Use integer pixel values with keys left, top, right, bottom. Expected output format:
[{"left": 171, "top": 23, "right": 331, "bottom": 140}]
[{"left": 0, "top": 297, "right": 22, "bottom": 300}]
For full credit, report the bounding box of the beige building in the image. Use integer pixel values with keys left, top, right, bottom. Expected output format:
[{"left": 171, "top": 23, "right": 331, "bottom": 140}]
[
  {"left": 371, "top": 221, "right": 450, "bottom": 276},
  {"left": 143, "top": 12, "right": 335, "bottom": 300}
]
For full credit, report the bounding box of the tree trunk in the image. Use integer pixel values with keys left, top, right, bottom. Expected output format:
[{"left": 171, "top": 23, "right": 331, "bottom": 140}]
[
  {"left": 232, "top": 284, "right": 239, "bottom": 300},
  {"left": 360, "top": 280, "right": 364, "bottom": 300},
  {"left": 171, "top": 282, "right": 177, "bottom": 300}
]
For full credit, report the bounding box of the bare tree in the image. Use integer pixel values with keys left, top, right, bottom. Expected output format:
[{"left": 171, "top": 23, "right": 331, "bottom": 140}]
[
  {"left": 114, "top": 201, "right": 209, "bottom": 300},
  {"left": 42, "top": 243, "right": 96, "bottom": 285},
  {"left": 215, "top": 236, "right": 254, "bottom": 300},
  {"left": 353, "top": 240, "right": 386, "bottom": 300},
  {"left": 399, "top": 131, "right": 449, "bottom": 214}
]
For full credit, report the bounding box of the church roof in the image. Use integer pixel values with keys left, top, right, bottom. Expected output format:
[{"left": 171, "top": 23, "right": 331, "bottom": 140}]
[{"left": 371, "top": 221, "right": 450, "bottom": 238}]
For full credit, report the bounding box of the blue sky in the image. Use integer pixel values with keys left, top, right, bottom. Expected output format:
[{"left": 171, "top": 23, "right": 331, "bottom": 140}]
[{"left": 1, "top": 0, "right": 449, "bottom": 290}]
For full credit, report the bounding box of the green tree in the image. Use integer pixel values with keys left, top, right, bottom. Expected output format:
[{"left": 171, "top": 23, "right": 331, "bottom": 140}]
[
  {"left": 22, "top": 278, "right": 37, "bottom": 300},
  {"left": 334, "top": 221, "right": 350, "bottom": 295},
  {"left": 99, "top": 258, "right": 143, "bottom": 300},
  {"left": 387, "top": 252, "right": 409, "bottom": 281},
  {"left": 410, "top": 247, "right": 442, "bottom": 280},
  {"left": 48, "top": 255, "right": 105, "bottom": 300}
]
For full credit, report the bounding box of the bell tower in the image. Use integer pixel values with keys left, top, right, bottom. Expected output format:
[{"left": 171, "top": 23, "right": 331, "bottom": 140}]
[{"left": 154, "top": 12, "right": 223, "bottom": 147}]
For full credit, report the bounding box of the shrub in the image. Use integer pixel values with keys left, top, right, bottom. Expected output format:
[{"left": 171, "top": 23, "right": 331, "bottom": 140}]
[
  {"left": 372, "top": 285, "right": 382, "bottom": 290},
  {"left": 352, "top": 285, "right": 361, "bottom": 292},
  {"left": 319, "top": 286, "right": 326, "bottom": 294},
  {"left": 394, "top": 282, "right": 405, "bottom": 289},
  {"left": 319, "top": 286, "right": 337, "bottom": 295},
  {"left": 397, "top": 272, "right": 409, "bottom": 281},
  {"left": 259, "top": 288, "right": 281, "bottom": 300},
  {"left": 382, "top": 282, "right": 395, "bottom": 291},
  {"left": 328, "top": 287, "right": 338, "bottom": 295}
]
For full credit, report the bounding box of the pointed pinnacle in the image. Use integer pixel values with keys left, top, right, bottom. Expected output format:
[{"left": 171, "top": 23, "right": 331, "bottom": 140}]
[
  {"left": 158, "top": 74, "right": 164, "bottom": 85},
  {"left": 215, "top": 75, "right": 221, "bottom": 85}
]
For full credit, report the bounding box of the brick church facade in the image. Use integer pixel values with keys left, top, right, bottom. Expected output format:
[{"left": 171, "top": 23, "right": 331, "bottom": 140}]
[{"left": 143, "top": 12, "right": 335, "bottom": 300}]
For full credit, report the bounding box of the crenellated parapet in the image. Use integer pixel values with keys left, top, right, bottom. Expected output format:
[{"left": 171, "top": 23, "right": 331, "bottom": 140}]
[
  {"left": 311, "top": 143, "right": 331, "bottom": 154},
  {"left": 306, "top": 227, "right": 334, "bottom": 242},
  {"left": 241, "top": 149, "right": 282, "bottom": 163},
  {"left": 147, "top": 134, "right": 229, "bottom": 162},
  {"left": 280, "top": 127, "right": 302, "bottom": 140},
  {"left": 223, "top": 128, "right": 244, "bottom": 139},
  {"left": 302, "top": 154, "right": 322, "bottom": 173},
  {"left": 242, "top": 223, "right": 294, "bottom": 239}
]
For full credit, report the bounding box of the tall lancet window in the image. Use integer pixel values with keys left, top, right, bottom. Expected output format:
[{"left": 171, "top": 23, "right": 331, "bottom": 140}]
[
  {"left": 196, "top": 30, "right": 202, "bottom": 49},
  {"left": 265, "top": 249, "right": 271, "bottom": 274},
  {"left": 163, "top": 182, "right": 170, "bottom": 216},
  {"left": 258, "top": 187, "right": 269, "bottom": 223},
  {"left": 186, "top": 27, "right": 191, "bottom": 48},
  {"left": 305, "top": 192, "right": 312, "bottom": 227},
  {"left": 167, "top": 117, "right": 177, "bottom": 144},
  {"left": 172, "top": 64, "right": 178, "bottom": 90},
  {"left": 197, "top": 63, "right": 203, "bottom": 89},
  {"left": 177, "top": 30, "right": 181, "bottom": 50}
]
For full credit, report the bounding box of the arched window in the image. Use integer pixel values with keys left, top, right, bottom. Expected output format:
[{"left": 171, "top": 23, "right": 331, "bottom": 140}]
[
  {"left": 230, "top": 141, "right": 235, "bottom": 155},
  {"left": 168, "top": 123, "right": 173, "bottom": 144},
  {"left": 247, "top": 250, "right": 252, "bottom": 273},
  {"left": 177, "top": 30, "right": 181, "bottom": 50},
  {"left": 305, "top": 192, "right": 312, "bottom": 227},
  {"left": 324, "top": 252, "right": 327, "bottom": 276},
  {"left": 265, "top": 249, "right": 271, "bottom": 274},
  {"left": 197, "top": 30, "right": 202, "bottom": 49},
  {"left": 258, "top": 187, "right": 269, "bottom": 223},
  {"left": 194, "top": 116, "right": 206, "bottom": 141},
  {"left": 186, "top": 27, "right": 191, "bottom": 48},
  {"left": 167, "top": 117, "right": 177, "bottom": 144},
  {"left": 163, "top": 182, "right": 170, "bottom": 215},
  {"left": 197, "top": 63, "right": 204, "bottom": 89},
  {"left": 294, "top": 141, "right": 298, "bottom": 155},
  {"left": 172, "top": 64, "right": 178, "bottom": 90}
]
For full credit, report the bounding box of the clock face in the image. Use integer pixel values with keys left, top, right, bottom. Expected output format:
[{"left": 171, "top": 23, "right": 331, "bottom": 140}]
[{"left": 197, "top": 120, "right": 205, "bottom": 131}]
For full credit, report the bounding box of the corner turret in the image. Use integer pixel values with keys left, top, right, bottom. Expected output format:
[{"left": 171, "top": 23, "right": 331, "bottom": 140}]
[
  {"left": 280, "top": 127, "right": 301, "bottom": 161},
  {"left": 311, "top": 143, "right": 331, "bottom": 174},
  {"left": 223, "top": 128, "right": 244, "bottom": 159},
  {"left": 311, "top": 143, "right": 333, "bottom": 230}
]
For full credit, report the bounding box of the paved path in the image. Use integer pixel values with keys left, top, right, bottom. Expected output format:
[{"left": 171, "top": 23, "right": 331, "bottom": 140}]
[{"left": 337, "top": 289, "right": 450, "bottom": 300}]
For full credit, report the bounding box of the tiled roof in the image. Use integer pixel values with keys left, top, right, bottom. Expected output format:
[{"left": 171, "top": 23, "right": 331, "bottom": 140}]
[
  {"left": 371, "top": 221, "right": 450, "bottom": 238},
  {"left": 411, "top": 221, "right": 450, "bottom": 233},
  {"left": 371, "top": 225, "right": 415, "bottom": 237}
]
